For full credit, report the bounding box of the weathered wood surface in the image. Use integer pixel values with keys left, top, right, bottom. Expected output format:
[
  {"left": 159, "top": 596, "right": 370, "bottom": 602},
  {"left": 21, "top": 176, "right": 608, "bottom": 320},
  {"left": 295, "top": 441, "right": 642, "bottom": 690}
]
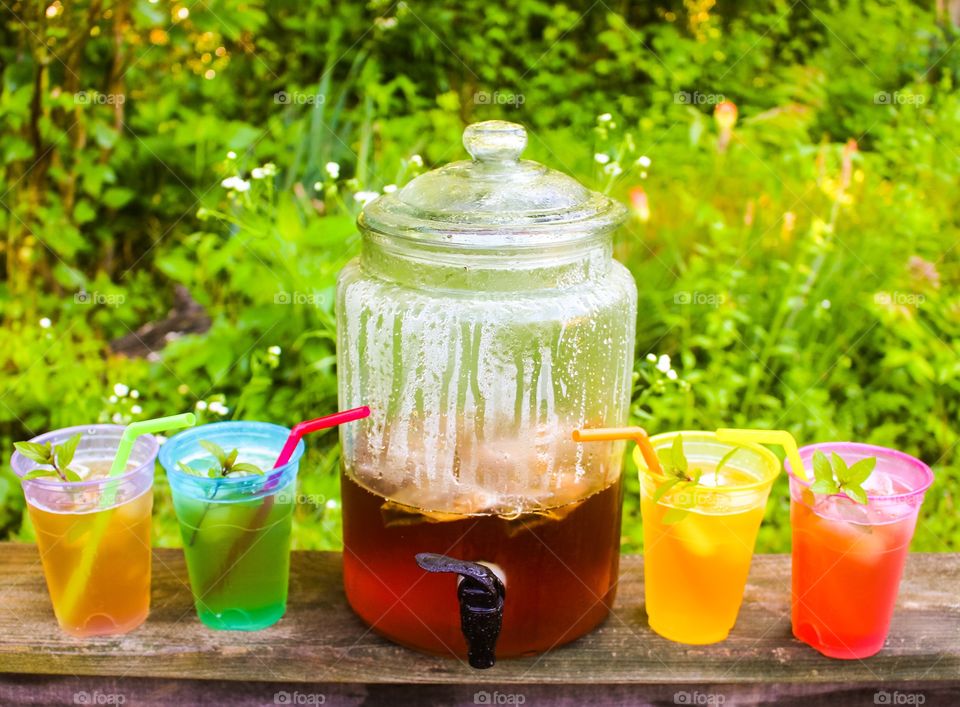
[{"left": 0, "top": 543, "right": 956, "bottom": 705}]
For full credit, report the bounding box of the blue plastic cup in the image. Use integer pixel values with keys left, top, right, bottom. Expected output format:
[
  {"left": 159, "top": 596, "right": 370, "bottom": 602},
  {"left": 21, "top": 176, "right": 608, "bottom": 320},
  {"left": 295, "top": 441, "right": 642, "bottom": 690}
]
[{"left": 159, "top": 421, "right": 305, "bottom": 630}]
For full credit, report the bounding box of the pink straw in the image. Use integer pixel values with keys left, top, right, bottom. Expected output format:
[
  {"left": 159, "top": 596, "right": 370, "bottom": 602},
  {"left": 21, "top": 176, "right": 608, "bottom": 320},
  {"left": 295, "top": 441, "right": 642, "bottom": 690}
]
[{"left": 273, "top": 406, "right": 370, "bottom": 468}]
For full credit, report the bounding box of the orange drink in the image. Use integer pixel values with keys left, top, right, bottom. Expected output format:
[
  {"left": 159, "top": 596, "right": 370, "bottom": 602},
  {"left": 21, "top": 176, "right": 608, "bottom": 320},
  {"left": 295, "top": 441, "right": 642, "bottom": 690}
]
[
  {"left": 636, "top": 431, "right": 780, "bottom": 644},
  {"left": 12, "top": 425, "right": 159, "bottom": 637}
]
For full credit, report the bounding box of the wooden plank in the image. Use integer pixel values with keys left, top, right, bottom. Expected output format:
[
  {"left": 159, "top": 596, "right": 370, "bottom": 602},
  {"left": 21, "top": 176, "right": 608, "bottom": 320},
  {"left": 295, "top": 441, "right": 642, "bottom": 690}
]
[
  {"left": 0, "top": 543, "right": 955, "bottom": 688},
  {"left": 0, "top": 675, "right": 957, "bottom": 707}
]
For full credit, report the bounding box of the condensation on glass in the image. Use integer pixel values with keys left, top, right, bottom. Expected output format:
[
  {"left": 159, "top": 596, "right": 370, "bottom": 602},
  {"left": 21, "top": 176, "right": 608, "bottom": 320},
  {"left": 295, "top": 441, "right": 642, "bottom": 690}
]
[{"left": 337, "top": 121, "right": 638, "bottom": 515}]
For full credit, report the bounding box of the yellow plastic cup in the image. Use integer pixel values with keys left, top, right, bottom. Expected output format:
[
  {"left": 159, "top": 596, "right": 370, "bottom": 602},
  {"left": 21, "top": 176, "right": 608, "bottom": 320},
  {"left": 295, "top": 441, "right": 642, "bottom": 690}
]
[{"left": 636, "top": 431, "right": 781, "bottom": 644}]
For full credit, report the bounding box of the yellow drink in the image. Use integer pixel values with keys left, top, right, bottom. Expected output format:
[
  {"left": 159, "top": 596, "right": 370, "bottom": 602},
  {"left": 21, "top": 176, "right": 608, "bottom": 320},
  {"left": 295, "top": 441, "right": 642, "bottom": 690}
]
[
  {"left": 12, "top": 426, "right": 159, "bottom": 638},
  {"left": 636, "top": 432, "right": 779, "bottom": 644},
  {"left": 30, "top": 479, "right": 153, "bottom": 637}
]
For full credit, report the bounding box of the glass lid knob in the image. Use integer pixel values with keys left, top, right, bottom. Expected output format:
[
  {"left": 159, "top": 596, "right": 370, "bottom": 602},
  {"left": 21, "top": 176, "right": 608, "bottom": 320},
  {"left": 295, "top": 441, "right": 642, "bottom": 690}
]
[{"left": 463, "top": 121, "right": 527, "bottom": 163}]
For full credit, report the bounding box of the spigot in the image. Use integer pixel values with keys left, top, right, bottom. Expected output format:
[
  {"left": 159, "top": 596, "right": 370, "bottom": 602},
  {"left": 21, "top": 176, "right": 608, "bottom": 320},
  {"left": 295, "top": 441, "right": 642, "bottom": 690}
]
[{"left": 415, "top": 552, "right": 506, "bottom": 669}]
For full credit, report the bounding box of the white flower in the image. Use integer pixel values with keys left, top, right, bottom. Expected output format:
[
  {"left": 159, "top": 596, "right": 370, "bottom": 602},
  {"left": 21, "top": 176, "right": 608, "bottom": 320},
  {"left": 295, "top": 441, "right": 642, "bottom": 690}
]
[
  {"left": 594, "top": 153, "right": 611, "bottom": 165},
  {"left": 646, "top": 353, "right": 657, "bottom": 363},
  {"left": 109, "top": 395, "right": 118, "bottom": 403},
  {"left": 221, "top": 176, "right": 251, "bottom": 192},
  {"left": 313, "top": 181, "right": 324, "bottom": 191},
  {"left": 208, "top": 401, "right": 229, "bottom": 416},
  {"left": 325, "top": 499, "right": 338, "bottom": 510},
  {"left": 268, "top": 345, "right": 281, "bottom": 356},
  {"left": 130, "top": 389, "right": 140, "bottom": 399},
  {"left": 39, "top": 317, "right": 52, "bottom": 329},
  {"left": 112, "top": 413, "right": 123, "bottom": 424},
  {"left": 251, "top": 167, "right": 265, "bottom": 179},
  {"left": 226, "top": 151, "right": 237, "bottom": 159},
  {"left": 821, "top": 299, "right": 831, "bottom": 309},
  {"left": 260, "top": 163, "right": 277, "bottom": 176},
  {"left": 382, "top": 184, "right": 398, "bottom": 193},
  {"left": 113, "top": 383, "right": 130, "bottom": 397},
  {"left": 656, "top": 355, "right": 671, "bottom": 373},
  {"left": 598, "top": 113, "right": 613, "bottom": 122},
  {"left": 409, "top": 154, "right": 424, "bottom": 167},
  {"left": 325, "top": 162, "right": 340, "bottom": 179},
  {"left": 666, "top": 369, "right": 678, "bottom": 381},
  {"left": 195, "top": 400, "right": 208, "bottom": 411},
  {"left": 353, "top": 191, "right": 379, "bottom": 206},
  {"left": 637, "top": 155, "right": 652, "bottom": 168},
  {"left": 131, "top": 405, "right": 142, "bottom": 415},
  {"left": 604, "top": 162, "right": 623, "bottom": 176}
]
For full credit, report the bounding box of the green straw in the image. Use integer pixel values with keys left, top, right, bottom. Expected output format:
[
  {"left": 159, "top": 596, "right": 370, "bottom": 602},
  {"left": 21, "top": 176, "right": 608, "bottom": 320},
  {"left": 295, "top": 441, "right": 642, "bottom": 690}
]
[
  {"left": 59, "top": 413, "right": 196, "bottom": 619},
  {"left": 99, "top": 413, "right": 196, "bottom": 508}
]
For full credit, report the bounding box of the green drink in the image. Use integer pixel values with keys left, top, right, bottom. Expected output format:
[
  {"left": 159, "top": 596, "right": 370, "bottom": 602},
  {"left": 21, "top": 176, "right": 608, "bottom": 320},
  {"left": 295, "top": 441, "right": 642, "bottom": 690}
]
[{"left": 160, "top": 421, "right": 305, "bottom": 631}]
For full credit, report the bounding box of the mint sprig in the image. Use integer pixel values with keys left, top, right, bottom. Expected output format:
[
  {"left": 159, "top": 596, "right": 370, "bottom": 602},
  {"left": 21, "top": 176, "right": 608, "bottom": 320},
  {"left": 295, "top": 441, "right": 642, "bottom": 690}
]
[
  {"left": 14, "top": 433, "right": 84, "bottom": 482},
  {"left": 178, "top": 440, "right": 265, "bottom": 478},
  {"left": 651, "top": 435, "right": 703, "bottom": 524},
  {"left": 651, "top": 436, "right": 745, "bottom": 525},
  {"left": 809, "top": 451, "right": 876, "bottom": 505}
]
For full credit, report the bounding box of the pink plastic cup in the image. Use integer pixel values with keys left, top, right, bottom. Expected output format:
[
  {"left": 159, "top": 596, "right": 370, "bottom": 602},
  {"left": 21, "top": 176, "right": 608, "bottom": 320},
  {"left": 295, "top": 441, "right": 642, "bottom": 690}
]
[{"left": 786, "top": 442, "right": 933, "bottom": 659}]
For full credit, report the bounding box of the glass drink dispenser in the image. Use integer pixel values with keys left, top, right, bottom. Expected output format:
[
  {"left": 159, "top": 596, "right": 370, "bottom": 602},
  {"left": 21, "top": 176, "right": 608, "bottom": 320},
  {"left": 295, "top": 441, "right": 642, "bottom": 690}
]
[{"left": 336, "top": 121, "right": 637, "bottom": 666}]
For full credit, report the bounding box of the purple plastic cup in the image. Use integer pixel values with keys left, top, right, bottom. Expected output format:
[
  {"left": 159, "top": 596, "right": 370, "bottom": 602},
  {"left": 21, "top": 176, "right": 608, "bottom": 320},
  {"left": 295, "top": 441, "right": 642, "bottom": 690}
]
[{"left": 786, "top": 442, "right": 934, "bottom": 659}]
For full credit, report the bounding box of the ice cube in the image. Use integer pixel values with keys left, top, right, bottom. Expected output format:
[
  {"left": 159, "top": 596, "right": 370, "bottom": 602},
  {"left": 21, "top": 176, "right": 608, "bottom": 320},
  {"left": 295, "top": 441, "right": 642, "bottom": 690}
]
[
  {"left": 669, "top": 514, "right": 717, "bottom": 557},
  {"left": 862, "top": 469, "right": 897, "bottom": 496}
]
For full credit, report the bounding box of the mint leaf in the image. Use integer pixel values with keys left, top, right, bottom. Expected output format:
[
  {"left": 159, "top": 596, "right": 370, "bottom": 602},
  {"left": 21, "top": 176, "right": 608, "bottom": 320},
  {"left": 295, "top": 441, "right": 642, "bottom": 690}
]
[
  {"left": 207, "top": 467, "right": 220, "bottom": 478},
  {"left": 62, "top": 468, "right": 83, "bottom": 483},
  {"left": 200, "top": 440, "right": 228, "bottom": 466},
  {"left": 226, "top": 448, "right": 239, "bottom": 468},
  {"left": 656, "top": 449, "right": 673, "bottom": 473},
  {"left": 810, "top": 479, "right": 839, "bottom": 495},
  {"left": 14, "top": 442, "right": 52, "bottom": 465},
  {"left": 56, "top": 433, "right": 82, "bottom": 471},
  {"left": 846, "top": 457, "right": 877, "bottom": 485},
  {"left": 230, "top": 462, "right": 264, "bottom": 476},
  {"left": 671, "top": 434, "right": 687, "bottom": 474},
  {"left": 652, "top": 477, "right": 680, "bottom": 504},
  {"left": 843, "top": 484, "right": 868, "bottom": 505},
  {"left": 715, "top": 445, "right": 741, "bottom": 474},
  {"left": 831, "top": 452, "right": 850, "bottom": 483},
  {"left": 812, "top": 451, "right": 832, "bottom": 483},
  {"left": 662, "top": 506, "right": 690, "bottom": 525},
  {"left": 690, "top": 465, "right": 703, "bottom": 484},
  {"left": 23, "top": 469, "right": 58, "bottom": 480}
]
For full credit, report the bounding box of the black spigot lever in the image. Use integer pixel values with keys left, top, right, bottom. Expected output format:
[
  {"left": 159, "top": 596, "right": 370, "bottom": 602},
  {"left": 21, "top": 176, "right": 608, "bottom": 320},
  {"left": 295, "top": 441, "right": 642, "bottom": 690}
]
[{"left": 415, "top": 552, "right": 505, "bottom": 669}]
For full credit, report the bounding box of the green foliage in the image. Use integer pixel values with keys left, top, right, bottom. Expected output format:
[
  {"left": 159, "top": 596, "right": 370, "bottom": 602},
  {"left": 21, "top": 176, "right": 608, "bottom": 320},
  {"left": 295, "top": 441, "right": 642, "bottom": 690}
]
[{"left": 1, "top": 1, "right": 957, "bottom": 554}]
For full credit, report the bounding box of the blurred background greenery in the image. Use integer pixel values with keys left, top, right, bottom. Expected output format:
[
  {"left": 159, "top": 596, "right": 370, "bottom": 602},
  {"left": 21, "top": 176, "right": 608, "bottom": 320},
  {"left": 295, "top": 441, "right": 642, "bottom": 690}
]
[{"left": 1, "top": 0, "right": 957, "bottom": 553}]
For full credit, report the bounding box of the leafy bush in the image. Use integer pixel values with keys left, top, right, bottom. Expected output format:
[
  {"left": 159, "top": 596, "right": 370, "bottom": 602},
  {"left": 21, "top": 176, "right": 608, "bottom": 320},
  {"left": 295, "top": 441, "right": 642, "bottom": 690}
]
[{"left": 1, "top": 0, "right": 956, "bottom": 552}]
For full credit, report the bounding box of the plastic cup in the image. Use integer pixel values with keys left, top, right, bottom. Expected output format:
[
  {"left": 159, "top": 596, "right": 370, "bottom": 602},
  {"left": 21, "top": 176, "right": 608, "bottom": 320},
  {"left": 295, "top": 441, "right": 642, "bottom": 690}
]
[
  {"left": 635, "top": 431, "right": 780, "bottom": 644},
  {"left": 11, "top": 424, "right": 158, "bottom": 637},
  {"left": 159, "top": 421, "right": 305, "bottom": 631},
  {"left": 787, "top": 442, "right": 933, "bottom": 659}
]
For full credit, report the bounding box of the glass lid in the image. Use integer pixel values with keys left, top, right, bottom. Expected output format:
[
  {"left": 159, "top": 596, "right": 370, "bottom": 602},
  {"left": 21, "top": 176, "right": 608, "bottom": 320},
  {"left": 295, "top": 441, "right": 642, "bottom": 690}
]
[{"left": 358, "top": 120, "right": 627, "bottom": 247}]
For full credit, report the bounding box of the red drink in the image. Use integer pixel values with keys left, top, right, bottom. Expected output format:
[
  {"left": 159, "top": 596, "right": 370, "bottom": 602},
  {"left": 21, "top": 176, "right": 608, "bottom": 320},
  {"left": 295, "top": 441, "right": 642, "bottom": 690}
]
[
  {"left": 340, "top": 471, "right": 623, "bottom": 658},
  {"left": 788, "top": 443, "right": 933, "bottom": 659}
]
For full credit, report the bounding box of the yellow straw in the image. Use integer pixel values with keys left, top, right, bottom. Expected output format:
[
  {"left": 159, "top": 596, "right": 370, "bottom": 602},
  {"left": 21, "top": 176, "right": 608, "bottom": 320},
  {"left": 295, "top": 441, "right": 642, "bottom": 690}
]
[
  {"left": 715, "top": 428, "right": 808, "bottom": 481},
  {"left": 573, "top": 426, "right": 662, "bottom": 475}
]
